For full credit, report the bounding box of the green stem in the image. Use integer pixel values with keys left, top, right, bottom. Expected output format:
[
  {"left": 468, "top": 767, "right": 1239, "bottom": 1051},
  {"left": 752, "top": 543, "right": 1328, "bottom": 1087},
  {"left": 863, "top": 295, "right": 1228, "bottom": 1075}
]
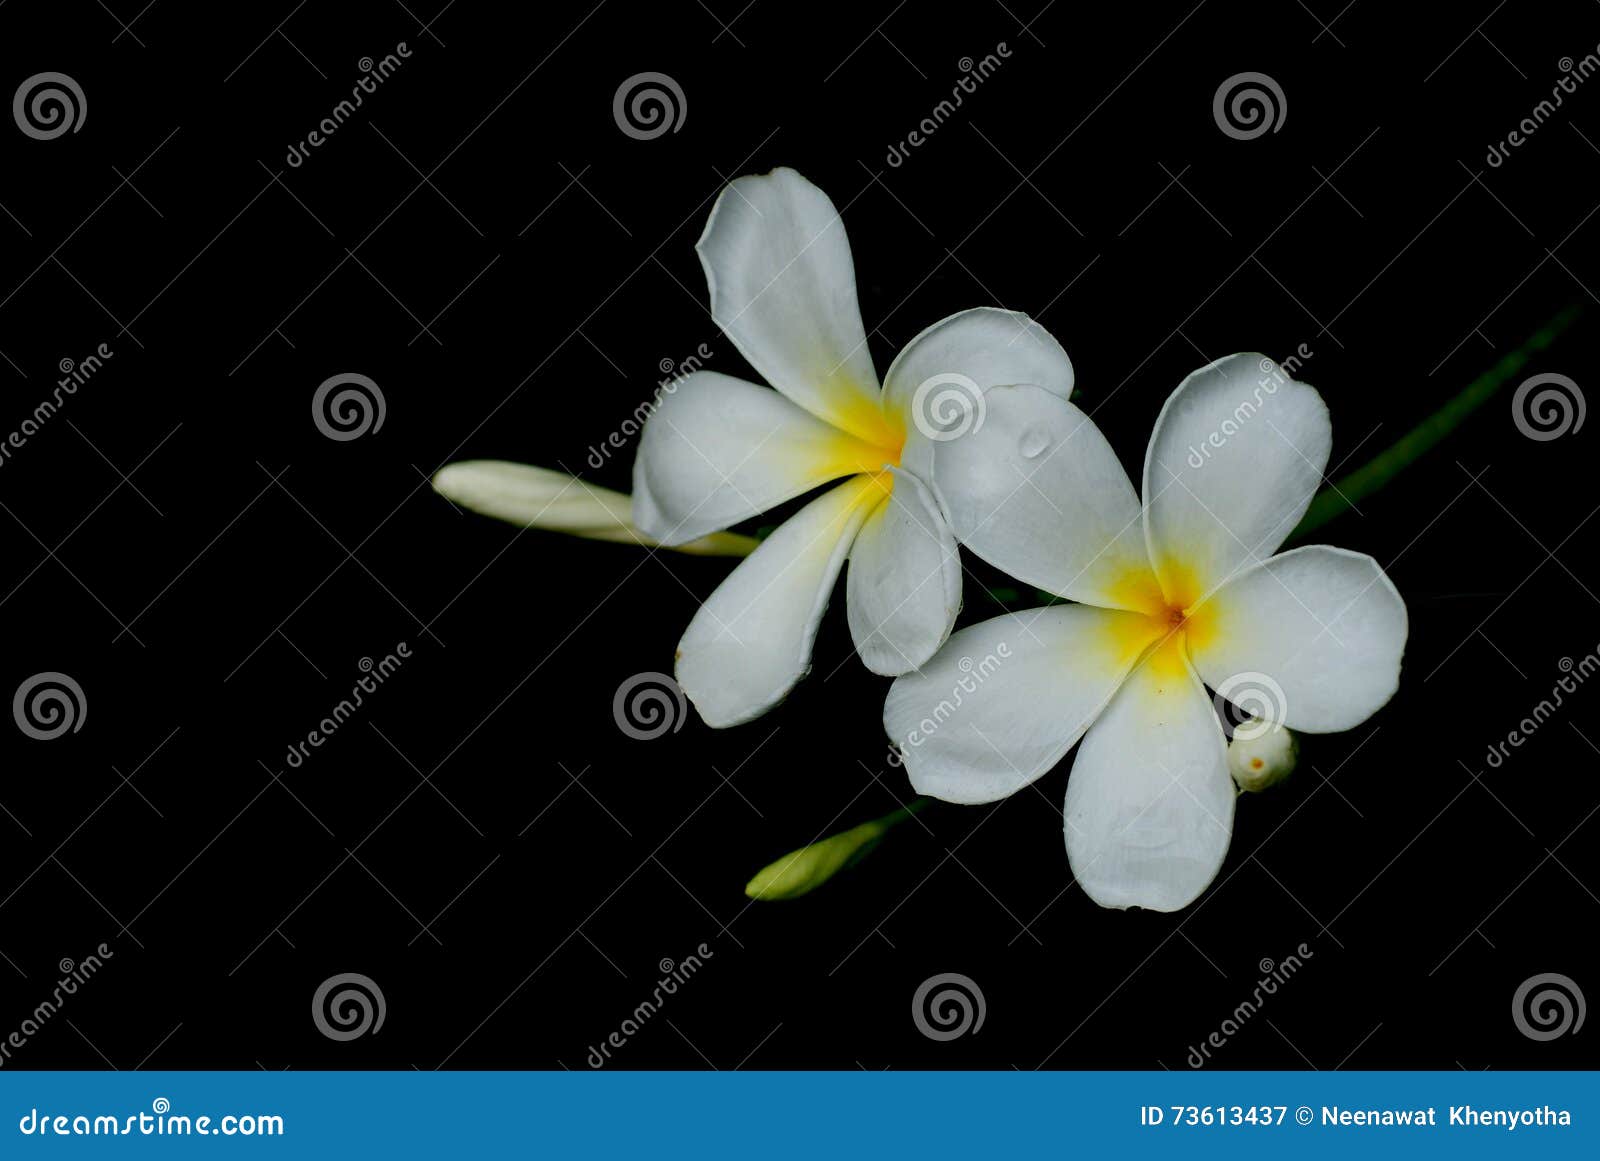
[{"left": 1290, "top": 302, "right": 1582, "bottom": 541}]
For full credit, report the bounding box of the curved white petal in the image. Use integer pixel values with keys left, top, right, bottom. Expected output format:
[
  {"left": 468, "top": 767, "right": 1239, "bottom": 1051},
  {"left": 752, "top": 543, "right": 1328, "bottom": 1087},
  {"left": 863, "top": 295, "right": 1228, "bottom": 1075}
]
[
  {"left": 1188, "top": 545, "right": 1408, "bottom": 733},
  {"left": 676, "top": 476, "right": 878, "bottom": 728},
  {"left": 930, "top": 383, "right": 1165, "bottom": 613},
  {"left": 632, "top": 371, "right": 890, "bottom": 546},
  {"left": 884, "top": 604, "right": 1165, "bottom": 804},
  {"left": 1142, "top": 353, "right": 1331, "bottom": 603},
  {"left": 882, "top": 308, "right": 1075, "bottom": 479},
  {"left": 697, "top": 168, "right": 892, "bottom": 446},
  {"left": 1065, "top": 640, "right": 1235, "bottom": 911},
  {"left": 846, "top": 468, "right": 961, "bottom": 676}
]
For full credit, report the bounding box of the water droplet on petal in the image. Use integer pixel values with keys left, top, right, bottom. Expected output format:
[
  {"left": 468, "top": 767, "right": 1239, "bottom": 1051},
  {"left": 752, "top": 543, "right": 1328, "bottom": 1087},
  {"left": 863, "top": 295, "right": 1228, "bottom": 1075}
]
[{"left": 1017, "top": 421, "right": 1051, "bottom": 459}]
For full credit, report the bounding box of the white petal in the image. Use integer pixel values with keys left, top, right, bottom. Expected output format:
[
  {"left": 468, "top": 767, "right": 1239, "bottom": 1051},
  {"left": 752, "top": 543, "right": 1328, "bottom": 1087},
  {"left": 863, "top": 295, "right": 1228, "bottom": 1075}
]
[
  {"left": 1188, "top": 545, "right": 1408, "bottom": 733},
  {"left": 846, "top": 468, "right": 961, "bottom": 676},
  {"left": 632, "top": 371, "right": 890, "bottom": 546},
  {"left": 676, "top": 476, "right": 877, "bottom": 728},
  {"left": 697, "top": 168, "right": 892, "bottom": 445},
  {"left": 1142, "top": 353, "right": 1331, "bottom": 602},
  {"left": 881, "top": 308, "right": 1075, "bottom": 479},
  {"left": 1065, "top": 641, "right": 1235, "bottom": 911},
  {"left": 884, "top": 604, "right": 1165, "bottom": 804},
  {"left": 931, "top": 383, "right": 1165, "bottom": 613}
]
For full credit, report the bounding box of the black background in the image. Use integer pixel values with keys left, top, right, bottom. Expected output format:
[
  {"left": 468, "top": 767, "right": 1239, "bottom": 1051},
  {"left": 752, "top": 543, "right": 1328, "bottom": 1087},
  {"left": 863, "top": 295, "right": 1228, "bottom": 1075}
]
[{"left": 2, "top": 0, "right": 1597, "bottom": 1070}]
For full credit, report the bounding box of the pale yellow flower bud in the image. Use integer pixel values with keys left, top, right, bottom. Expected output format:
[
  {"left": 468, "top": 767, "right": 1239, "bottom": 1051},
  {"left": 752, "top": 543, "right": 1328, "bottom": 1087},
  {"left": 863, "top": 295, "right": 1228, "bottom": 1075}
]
[
  {"left": 432, "top": 460, "right": 755, "bottom": 556},
  {"left": 1228, "top": 720, "right": 1297, "bottom": 792}
]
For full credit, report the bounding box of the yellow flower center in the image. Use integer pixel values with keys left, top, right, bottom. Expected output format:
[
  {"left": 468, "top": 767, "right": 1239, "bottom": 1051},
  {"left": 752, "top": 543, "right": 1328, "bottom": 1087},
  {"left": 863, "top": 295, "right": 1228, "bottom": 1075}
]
[{"left": 1106, "top": 558, "right": 1220, "bottom": 679}]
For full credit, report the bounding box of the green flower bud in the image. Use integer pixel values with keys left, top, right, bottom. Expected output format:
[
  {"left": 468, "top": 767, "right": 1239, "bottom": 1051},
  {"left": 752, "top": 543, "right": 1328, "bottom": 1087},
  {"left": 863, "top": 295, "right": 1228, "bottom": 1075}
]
[
  {"left": 741, "top": 796, "right": 941, "bottom": 903},
  {"left": 744, "top": 818, "right": 888, "bottom": 901}
]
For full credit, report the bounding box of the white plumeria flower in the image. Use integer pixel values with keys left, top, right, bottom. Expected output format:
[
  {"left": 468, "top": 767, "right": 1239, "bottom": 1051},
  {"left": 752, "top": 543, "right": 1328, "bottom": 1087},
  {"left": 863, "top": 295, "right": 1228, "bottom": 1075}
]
[
  {"left": 885, "top": 354, "right": 1408, "bottom": 911},
  {"left": 633, "top": 167, "right": 1075, "bottom": 727}
]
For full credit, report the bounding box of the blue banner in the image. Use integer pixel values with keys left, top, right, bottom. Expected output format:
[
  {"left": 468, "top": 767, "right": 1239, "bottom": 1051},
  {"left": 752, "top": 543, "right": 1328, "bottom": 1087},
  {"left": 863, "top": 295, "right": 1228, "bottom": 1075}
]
[{"left": 1, "top": 1072, "right": 1594, "bottom": 1158}]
